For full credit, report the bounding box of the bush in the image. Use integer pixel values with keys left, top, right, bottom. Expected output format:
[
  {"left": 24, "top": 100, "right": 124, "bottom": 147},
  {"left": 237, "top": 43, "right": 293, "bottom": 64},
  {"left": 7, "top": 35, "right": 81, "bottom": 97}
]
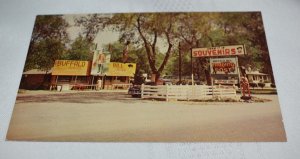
[
  {"left": 271, "top": 83, "right": 276, "bottom": 88},
  {"left": 258, "top": 82, "right": 265, "bottom": 89},
  {"left": 249, "top": 82, "right": 258, "bottom": 89}
]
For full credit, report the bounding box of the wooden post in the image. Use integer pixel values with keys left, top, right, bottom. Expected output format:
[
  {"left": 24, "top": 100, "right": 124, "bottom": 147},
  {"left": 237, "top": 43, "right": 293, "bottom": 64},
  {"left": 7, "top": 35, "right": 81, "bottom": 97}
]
[
  {"left": 102, "top": 75, "right": 106, "bottom": 90},
  {"left": 211, "top": 76, "right": 214, "bottom": 98},
  {"left": 236, "top": 56, "right": 241, "bottom": 83},
  {"left": 187, "top": 85, "right": 190, "bottom": 101},
  {"left": 190, "top": 48, "right": 194, "bottom": 85},
  {"left": 141, "top": 84, "right": 144, "bottom": 99},
  {"left": 91, "top": 76, "right": 94, "bottom": 85},
  {"left": 179, "top": 42, "right": 182, "bottom": 83},
  {"left": 75, "top": 76, "right": 77, "bottom": 84},
  {"left": 209, "top": 58, "right": 212, "bottom": 86},
  {"left": 55, "top": 75, "right": 58, "bottom": 85},
  {"left": 166, "top": 84, "right": 169, "bottom": 102}
]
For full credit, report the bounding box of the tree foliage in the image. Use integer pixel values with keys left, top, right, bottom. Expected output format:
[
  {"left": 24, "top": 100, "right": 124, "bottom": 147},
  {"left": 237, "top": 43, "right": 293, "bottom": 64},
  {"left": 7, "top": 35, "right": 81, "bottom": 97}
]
[
  {"left": 174, "top": 12, "right": 273, "bottom": 84},
  {"left": 103, "top": 42, "right": 151, "bottom": 84},
  {"left": 76, "top": 13, "right": 179, "bottom": 82},
  {"left": 62, "top": 35, "right": 93, "bottom": 61},
  {"left": 24, "top": 13, "right": 273, "bottom": 85},
  {"left": 25, "top": 15, "right": 69, "bottom": 71}
]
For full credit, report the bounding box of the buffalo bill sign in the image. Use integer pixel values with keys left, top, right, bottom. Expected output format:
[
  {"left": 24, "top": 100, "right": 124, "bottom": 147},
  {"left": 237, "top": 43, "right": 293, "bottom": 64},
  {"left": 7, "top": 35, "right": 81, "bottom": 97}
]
[
  {"left": 52, "top": 60, "right": 91, "bottom": 76},
  {"left": 210, "top": 57, "right": 238, "bottom": 75},
  {"left": 192, "top": 45, "right": 245, "bottom": 57},
  {"left": 106, "top": 62, "right": 136, "bottom": 77}
]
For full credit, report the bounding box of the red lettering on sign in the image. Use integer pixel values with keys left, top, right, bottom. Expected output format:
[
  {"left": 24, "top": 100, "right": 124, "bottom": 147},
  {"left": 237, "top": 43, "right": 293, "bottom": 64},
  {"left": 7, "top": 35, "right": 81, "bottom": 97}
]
[
  {"left": 217, "top": 49, "right": 223, "bottom": 55},
  {"left": 212, "top": 49, "right": 217, "bottom": 56},
  {"left": 231, "top": 48, "right": 236, "bottom": 54},
  {"left": 225, "top": 49, "right": 230, "bottom": 55}
]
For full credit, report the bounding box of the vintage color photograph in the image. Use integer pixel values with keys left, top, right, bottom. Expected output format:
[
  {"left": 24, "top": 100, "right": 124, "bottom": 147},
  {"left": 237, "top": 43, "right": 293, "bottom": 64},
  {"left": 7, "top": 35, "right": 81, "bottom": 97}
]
[{"left": 6, "top": 12, "right": 286, "bottom": 142}]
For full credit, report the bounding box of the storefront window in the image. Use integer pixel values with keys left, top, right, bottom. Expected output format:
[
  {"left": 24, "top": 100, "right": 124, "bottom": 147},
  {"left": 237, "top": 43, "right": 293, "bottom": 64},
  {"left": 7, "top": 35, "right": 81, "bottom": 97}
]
[
  {"left": 119, "top": 76, "right": 127, "bottom": 82},
  {"left": 76, "top": 76, "right": 88, "bottom": 83},
  {"left": 58, "top": 76, "right": 72, "bottom": 83}
]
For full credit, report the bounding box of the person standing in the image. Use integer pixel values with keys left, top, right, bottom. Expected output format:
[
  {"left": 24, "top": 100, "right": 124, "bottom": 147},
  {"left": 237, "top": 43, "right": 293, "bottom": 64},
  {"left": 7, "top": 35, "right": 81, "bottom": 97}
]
[
  {"left": 240, "top": 75, "right": 251, "bottom": 97},
  {"left": 97, "top": 79, "right": 102, "bottom": 90}
]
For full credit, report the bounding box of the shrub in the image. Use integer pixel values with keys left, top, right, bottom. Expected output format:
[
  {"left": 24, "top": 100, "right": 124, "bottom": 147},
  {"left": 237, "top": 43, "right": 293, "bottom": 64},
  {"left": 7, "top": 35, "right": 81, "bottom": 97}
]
[
  {"left": 271, "top": 83, "right": 276, "bottom": 88},
  {"left": 249, "top": 82, "right": 258, "bottom": 89},
  {"left": 258, "top": 82, "right": 265, "bottom": 89}
]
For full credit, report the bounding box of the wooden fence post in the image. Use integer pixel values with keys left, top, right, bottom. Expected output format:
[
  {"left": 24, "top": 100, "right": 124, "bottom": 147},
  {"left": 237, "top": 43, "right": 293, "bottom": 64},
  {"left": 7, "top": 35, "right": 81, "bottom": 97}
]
[
  {"left": 166, "top": 85, "right": 169, "bottom": 101},
  {"left": 187, "top": 85, "right": 190, "bottom": 101},
  {"left": 141, "top": 84, "right": 144, "bottom": 99}
]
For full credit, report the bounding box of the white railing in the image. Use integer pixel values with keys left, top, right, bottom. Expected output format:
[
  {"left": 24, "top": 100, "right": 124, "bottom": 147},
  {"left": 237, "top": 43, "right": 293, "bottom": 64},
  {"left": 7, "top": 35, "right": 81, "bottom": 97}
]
[
  {"left": 141, "top": 85, "right": 167, "bottom": 99},
  {"left": 141, "top": 84, "right": 237, "bottom": 101}
]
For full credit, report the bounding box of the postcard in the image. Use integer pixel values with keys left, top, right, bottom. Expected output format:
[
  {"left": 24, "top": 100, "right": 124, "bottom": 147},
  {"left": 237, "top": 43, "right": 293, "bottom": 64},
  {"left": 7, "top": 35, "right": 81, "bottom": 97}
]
[{"left": 6, "top": 12, "right": 286, "bottom": 142}]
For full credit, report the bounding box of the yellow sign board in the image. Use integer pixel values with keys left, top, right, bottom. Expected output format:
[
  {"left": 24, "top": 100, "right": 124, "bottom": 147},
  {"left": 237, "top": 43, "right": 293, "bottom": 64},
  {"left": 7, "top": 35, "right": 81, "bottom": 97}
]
[
  {"left": 107, "top": 62, "right": 136, "bottom": 77},
  {"left": 52, "top": 60, "right": 91, "bottom": 76}
]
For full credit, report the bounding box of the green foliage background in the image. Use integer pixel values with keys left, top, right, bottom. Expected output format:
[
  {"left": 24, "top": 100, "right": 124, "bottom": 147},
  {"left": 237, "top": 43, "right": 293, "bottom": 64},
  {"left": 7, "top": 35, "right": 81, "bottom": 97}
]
[{"left": 24, "top": 12, "right": 274, "bottom": 83}]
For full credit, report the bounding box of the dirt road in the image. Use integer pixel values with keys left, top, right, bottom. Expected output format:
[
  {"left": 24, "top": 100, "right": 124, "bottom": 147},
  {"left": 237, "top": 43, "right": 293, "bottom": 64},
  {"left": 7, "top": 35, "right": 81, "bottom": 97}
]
[{"left": 6, "top": 92, "right": 286, "bottom": 142}]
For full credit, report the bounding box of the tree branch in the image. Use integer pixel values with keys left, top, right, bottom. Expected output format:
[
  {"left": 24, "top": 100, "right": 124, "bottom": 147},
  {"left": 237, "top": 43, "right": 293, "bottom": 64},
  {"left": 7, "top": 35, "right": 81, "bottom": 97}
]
[
  {"left": 158, "top": 31, "right": 173, "bottom": 73},
  {"left": 137, "top": 16, "right": 157, "bottom": 72},
  {"left": 151, "top": 29, "right": 157, "bottom": 61}
]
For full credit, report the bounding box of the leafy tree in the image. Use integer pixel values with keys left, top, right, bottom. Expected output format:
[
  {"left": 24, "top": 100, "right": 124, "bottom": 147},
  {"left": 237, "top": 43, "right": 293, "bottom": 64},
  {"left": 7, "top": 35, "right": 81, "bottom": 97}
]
[
  {"left": 76, "top": 13, "right": 178, "bottom": 83},
  {"left": 166, "top": 49, "right": 193, "bottom": 78},
  {"left": 110, "top": 13, "right": 179, "bottom": 83},
  {"left": 175, "top": 12, "right": 273, "bottom": 84},
  {"left": 75, "top": 14, "right": 110, "bottom": 43},
  {"left": 25, "top": 15, "right": 69, "bottom": 71},
  {"left": 103, "top": 42, "right": 152, "bottom": 84},
  {"left": 63, "top": 35, "right": 93, "bottom": 60},
  {"left": 75, "top": 12, "right": 274, "bottom": 85},
  {"left": 241, "top": 12, "right": 275, "bottom": 83},
  {"left": 175, "top": 13, "right": 223, "bottom": 84}
]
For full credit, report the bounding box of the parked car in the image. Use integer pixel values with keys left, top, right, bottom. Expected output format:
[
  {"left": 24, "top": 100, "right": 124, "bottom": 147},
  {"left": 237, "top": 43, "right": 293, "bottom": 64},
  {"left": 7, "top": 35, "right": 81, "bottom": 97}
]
[
  {"left": 128, "top": 85, "right": 142, "bottom": 98},
  {"left": 128, "top": 82, "right": 156, "bottom": 98}
]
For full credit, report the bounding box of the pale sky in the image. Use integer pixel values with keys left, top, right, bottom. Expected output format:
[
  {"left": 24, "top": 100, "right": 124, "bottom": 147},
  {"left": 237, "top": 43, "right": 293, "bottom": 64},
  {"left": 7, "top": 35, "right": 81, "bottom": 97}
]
[
  {"left": 63, "top": 14, "right": 168, "bottom": 53},
  {"left": 63, "top": 14, "right": 119, "bottom": 51}
]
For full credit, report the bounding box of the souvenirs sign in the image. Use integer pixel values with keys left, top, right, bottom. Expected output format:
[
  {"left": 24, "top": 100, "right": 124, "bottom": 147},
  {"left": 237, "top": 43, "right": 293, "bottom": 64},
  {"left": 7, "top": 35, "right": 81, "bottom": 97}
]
[{"left": 192, "top": 45, "right": 245, "bottom": 57}]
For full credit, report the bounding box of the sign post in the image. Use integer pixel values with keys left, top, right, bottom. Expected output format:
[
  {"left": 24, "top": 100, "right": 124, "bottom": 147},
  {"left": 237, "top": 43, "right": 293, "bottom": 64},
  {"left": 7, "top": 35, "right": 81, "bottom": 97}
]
[
  {"left": 209, "top": 57, "right": 212, "bottom": 86},
  {"left": 236, "top": 56, "right": 241, "bottom": 86}
]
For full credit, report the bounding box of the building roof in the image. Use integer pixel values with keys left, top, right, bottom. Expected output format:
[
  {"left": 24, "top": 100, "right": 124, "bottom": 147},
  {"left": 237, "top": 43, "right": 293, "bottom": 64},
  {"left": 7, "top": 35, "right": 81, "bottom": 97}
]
[
  {"left": 23, "top": 69, "right": 52, "bottom": 75},
  {"left": 246, "top": 70, "right": 268, "bottom": 75}
]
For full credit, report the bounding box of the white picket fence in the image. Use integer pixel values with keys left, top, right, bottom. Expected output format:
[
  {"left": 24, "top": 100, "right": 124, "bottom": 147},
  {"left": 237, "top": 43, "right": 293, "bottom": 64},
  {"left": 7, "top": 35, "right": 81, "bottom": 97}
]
[{"left": 141, "top": 84, "right": 237, "bottom": 101}]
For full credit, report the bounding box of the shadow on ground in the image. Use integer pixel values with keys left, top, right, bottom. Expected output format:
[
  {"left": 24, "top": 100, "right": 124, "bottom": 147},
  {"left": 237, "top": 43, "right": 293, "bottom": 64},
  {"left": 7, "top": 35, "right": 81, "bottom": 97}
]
[{"left": 16, "top": 92, "right": 143, "bottom": 104}]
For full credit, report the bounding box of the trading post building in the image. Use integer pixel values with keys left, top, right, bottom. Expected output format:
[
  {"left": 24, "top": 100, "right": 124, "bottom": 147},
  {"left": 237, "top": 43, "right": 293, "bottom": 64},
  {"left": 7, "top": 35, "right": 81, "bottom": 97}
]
[{"left": 20, "top": 51, "right": 136, "bottom": 91}]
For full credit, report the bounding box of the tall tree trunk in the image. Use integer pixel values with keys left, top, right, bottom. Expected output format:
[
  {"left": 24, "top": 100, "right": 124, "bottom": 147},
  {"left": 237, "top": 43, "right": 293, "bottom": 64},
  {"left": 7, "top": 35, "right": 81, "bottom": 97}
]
[{"left": 136, "top": 16, "right": 173, "bottom": 85}]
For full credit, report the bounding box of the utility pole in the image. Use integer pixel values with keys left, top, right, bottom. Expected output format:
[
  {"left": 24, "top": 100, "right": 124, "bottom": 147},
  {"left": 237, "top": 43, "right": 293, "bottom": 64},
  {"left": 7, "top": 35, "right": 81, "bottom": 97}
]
[{"left": 179, "top": 42, "right": 182, "bottom": 83}]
